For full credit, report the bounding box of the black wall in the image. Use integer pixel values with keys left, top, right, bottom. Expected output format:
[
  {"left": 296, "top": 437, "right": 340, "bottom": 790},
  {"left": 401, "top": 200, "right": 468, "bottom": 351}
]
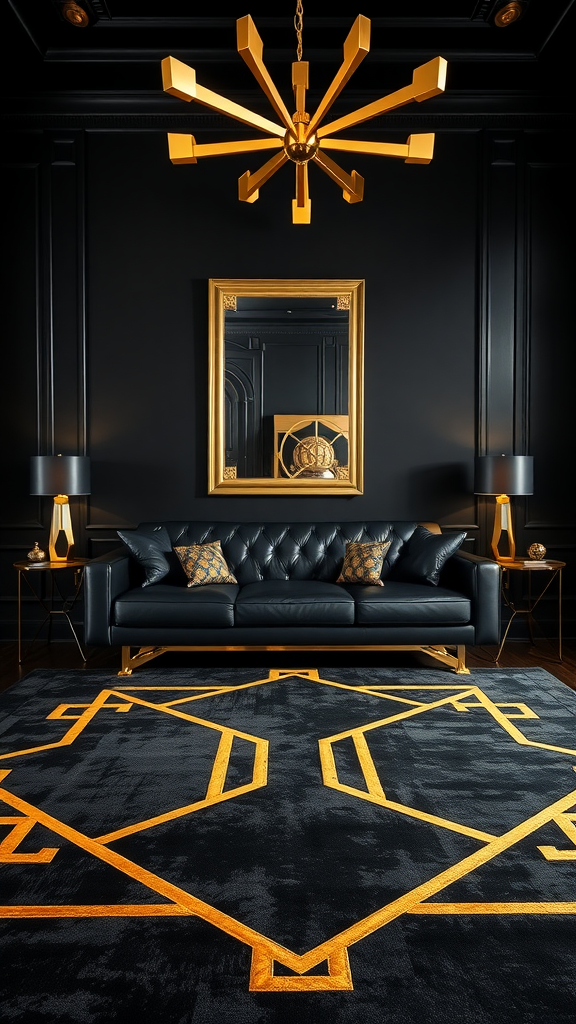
[{"left": 2, "top": 105, "right": 575, "bottom": 641}]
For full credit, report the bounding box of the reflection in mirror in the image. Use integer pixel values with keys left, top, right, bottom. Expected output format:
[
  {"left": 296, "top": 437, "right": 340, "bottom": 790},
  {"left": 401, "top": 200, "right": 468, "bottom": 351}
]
[
  {"left": 273, "top": 415, "right": 349, "bottom": 480},
  {"left": 208, "top": 280, "right": 364, "bottom": 495}
]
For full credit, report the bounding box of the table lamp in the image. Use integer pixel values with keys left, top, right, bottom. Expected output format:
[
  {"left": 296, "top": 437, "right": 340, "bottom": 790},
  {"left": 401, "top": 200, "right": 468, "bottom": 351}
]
[
  {"left": 474, "top": 454, "right": 533, "bottom": 563},
  {"left": 30, "top": 455, "right": 91, "bottom": 562}
]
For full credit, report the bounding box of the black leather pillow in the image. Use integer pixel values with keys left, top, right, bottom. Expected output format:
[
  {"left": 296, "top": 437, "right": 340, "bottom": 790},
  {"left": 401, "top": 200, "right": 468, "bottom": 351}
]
[
  {"left": 391, "top": 526, "right": 467, "bottom": 586},
  {"left": 117, "top": 526, "right": 175, "bottom": 587}
]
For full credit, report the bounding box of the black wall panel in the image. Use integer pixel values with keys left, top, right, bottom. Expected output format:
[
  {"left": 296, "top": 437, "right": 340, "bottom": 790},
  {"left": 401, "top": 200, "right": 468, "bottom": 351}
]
[
  {"left": 524, "top": 145, "right": 575, "bottom": 558},
  {"left": 1, "top": 136, "right": 41, "bottom": 533}
]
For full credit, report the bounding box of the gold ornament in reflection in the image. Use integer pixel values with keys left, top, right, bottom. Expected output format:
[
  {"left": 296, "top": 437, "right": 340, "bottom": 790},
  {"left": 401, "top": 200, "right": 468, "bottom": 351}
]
[
  {"left": 276, "top": 416, "right": 348, "bottom": 480},
  {"left": 291, "top": 435, "right": 336, "bottom": 479},
  {"left": 161, "top": 8, "right": 447, "bottom": 223}
]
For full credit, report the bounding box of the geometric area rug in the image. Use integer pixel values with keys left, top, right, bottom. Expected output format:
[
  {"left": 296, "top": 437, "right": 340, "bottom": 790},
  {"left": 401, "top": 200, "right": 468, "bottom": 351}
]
[{"left": 1, "top": 665, "right": 574, "bottom": 1024}]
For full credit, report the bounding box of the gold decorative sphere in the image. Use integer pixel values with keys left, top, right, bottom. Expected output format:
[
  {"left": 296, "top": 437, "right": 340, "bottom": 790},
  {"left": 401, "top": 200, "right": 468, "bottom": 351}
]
[
  {"left": 527, "top": 542, "right": 546, "bottom": 560},
  {"left": 292, "top": 435, "right": 335, "bottom": 478},
  {"left": 284, "top": 130, "right": 319, "bottom": 164},
  {"left": 27, "top": 541, "right": 46, "bottom": 562}
]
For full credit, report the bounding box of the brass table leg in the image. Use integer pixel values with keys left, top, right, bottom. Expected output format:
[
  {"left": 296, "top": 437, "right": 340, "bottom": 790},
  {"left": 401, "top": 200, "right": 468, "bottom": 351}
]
[
  {"left": 17, "top": 569, "right": 22, "bottom": 665},
  {"left": 496, "top": 566, "right": 563, "bottom": 665},
  {"left": 16, "top": 565, "right": 87, "bottom": 663}
]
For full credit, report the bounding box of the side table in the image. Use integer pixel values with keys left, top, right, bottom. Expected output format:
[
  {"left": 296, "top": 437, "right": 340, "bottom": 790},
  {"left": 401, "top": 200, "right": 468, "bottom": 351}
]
[
  {"left": 14, "top": 559, "right": 90, "bottom": 664},
  {"left": 496, "top": 559, "right": 565, "bottom": 665}
]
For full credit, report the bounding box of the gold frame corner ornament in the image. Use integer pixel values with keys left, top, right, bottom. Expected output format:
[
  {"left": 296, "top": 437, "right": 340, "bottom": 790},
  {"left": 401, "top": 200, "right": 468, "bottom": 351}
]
[{"left": 208, "top": 278, "right": 364, "bottom": 496}]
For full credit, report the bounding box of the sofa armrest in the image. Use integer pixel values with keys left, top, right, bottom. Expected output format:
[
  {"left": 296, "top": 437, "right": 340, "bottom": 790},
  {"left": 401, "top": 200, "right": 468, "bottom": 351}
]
[
  {"left": 441, "top": 550, "right": 502, "bottom": 645},
  {"left": 84, "top": 548, "right": 131, "bottom": 646}
]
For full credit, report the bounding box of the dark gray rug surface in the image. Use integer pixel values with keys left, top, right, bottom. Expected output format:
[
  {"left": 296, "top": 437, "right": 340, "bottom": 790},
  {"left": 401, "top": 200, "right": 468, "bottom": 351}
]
[{"left": 0, "top": 664, "right": 575, "bottom": 1023}]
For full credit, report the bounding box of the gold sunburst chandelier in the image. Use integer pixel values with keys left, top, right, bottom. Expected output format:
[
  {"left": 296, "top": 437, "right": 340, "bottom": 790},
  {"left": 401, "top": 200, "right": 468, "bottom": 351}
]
[{"left": 161, "top": 4, "right": 447, "bottom": 224}]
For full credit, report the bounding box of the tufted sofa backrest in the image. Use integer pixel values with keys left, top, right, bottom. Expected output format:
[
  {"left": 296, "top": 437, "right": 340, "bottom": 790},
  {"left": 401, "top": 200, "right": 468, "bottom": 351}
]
[{"left": 135, "top": 521, "right": 423, "bottom": 585}]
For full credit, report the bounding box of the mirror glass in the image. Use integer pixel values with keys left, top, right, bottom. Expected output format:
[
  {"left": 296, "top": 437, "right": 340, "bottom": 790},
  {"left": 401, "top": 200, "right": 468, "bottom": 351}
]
[{"left": 208, "top": 279, "right": 364, "bottom": 495}]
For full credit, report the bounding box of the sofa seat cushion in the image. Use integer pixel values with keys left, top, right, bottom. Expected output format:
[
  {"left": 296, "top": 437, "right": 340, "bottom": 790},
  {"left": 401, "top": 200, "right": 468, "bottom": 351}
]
[
  {"left": 113, "top": 584, "right": 239, "bottom": 629},
  {"left": 348, "top": 582, "right": 471, "bottom": 626},
  {"left": 235, "top": 581, "right": 355, "bottom": 627}
]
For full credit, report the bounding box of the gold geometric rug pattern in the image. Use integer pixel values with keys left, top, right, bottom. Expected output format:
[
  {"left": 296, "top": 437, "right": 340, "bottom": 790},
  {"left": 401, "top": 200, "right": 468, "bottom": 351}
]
[{"left": 1, "top": 667, "right": 575, "bottom": 995}]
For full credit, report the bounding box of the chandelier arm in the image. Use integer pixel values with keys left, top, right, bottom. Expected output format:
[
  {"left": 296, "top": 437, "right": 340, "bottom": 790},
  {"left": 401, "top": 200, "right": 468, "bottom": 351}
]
[
  {"left": 313, "top": 151, "right": 364, "bottom": 204},
  {"left": 295, "top": 162, "right": 308, "bottom": 207},
  {"left": 306, "top": 14, "right": 370, "bottom": 138},
  {"left": 167, "top": 135, "right": 284, "bottom": 163},
  {"left": 237, "top": 15, "right": 295, "bottom": 132},
  {"left": 320, "top": 133, "right": 435, "bottom": 164},
  {"left": 316, "top": 56, "right": 447, "bottom": 139},
  {"left": 292, "top": 162, "right": 311, "bottom": 224},
  {"left": 238, "top": 151, "right": 289, "bottom": 204},
  {"left": 321, "top": 138, "right": 409, "bottom": 159},
  {"left": 162, "top": 56, "right": 285, "bottom": 138}
]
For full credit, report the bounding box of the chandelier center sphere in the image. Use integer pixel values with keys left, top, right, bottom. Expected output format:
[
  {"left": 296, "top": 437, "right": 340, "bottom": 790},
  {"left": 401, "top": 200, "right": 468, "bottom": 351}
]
[{"left": 284, "top": 128, "right": 319, "bottom": 164}]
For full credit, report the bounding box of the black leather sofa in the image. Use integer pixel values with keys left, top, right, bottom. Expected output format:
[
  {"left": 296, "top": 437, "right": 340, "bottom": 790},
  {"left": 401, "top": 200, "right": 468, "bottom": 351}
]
[{"left": 84, "top": 520, "right": 501, "bottom": 676}]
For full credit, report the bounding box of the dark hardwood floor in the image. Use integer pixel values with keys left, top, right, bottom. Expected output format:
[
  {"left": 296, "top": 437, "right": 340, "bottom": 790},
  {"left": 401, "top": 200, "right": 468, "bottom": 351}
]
[{"left": 1, "top": 639, "right": 575, "bottom": 693}]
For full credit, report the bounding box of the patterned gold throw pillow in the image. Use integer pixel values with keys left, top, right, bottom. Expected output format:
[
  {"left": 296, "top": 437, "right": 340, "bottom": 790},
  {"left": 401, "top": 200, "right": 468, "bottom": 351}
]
[
  {"left": 174, "top": 541, "right": 238, "bottom": 588},
  {"left": 336, "top": 540, "right": 391, "bottom": 586}
]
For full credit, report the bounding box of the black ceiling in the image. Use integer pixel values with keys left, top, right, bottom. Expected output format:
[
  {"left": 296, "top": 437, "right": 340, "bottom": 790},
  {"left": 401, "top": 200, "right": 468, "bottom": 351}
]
[{"left": 4, "top": 0, "right": 575, "bottom": 118}]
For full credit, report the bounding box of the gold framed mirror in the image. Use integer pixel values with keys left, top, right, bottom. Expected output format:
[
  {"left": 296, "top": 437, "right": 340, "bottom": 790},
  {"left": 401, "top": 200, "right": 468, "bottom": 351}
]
[{"left": 208, "top": 279, "right": 364, "bottom": 495}]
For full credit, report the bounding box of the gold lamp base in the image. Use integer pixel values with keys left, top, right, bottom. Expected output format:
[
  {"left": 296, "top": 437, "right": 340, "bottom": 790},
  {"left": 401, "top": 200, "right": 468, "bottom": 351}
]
[
  {"left": 49, "top": 494, "right": 75, "bottom": 562},
  {"left": 491, "top": 493, "right": 517, "bottom": 563}
]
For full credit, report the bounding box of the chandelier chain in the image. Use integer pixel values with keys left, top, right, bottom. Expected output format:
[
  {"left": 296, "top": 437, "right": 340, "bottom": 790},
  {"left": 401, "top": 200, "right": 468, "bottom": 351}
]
[{"left": 294, "top": 0, "right": 303, "bottom": 61}]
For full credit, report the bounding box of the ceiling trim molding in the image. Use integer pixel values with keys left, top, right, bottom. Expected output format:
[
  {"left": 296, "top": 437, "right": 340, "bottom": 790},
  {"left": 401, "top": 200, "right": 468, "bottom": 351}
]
[{"left": 4, "top": 111, "right": 573, "bottom": 132}]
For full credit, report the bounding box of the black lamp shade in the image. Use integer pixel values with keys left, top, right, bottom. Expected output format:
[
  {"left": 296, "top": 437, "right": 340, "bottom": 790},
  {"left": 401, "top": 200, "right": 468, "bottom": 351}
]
[
  {"left": 474, "top": 455, "right": 533, "bottom": 496},
  {"left": 30, "top": 455, "right": 91, "bottom": 496}
]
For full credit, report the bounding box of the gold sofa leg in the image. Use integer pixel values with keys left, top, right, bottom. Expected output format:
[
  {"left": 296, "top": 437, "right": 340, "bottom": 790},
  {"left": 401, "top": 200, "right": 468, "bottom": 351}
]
[
  {"left": 118, "top": 643, "right": 470, "bottom": 676},
  {"left": 420, "top": 645, "right": 469, "bottom": 674},
  {"left": 119, "top": 646, "right": 168, "bottom": 675}
]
